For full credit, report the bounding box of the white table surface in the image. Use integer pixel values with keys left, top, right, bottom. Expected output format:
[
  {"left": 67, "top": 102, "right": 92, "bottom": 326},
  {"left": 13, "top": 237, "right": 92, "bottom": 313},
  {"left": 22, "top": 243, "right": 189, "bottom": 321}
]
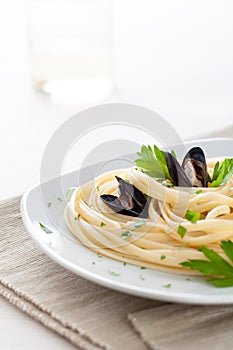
[{"left": 1, "top": 1, "right": 233, "bottom": 349}]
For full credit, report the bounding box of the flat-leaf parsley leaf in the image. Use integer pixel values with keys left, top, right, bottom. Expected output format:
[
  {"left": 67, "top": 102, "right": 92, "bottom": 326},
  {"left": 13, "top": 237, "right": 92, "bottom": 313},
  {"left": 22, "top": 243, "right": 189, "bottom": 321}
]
[{"left": 180, "top": 240, "right": 233, "bottom": 287}]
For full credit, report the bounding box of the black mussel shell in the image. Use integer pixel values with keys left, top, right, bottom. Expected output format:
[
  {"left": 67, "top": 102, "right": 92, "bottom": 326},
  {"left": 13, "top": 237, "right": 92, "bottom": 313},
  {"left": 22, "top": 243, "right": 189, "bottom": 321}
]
[
  {"left": 165, "top": 152, "right": 192, "bottom": 187},
  {"left": 182, "top": 147, "right": 207, "bottom": 187},
  {"left": 100, "top": 177, "right": 148, "bottom": 218}
]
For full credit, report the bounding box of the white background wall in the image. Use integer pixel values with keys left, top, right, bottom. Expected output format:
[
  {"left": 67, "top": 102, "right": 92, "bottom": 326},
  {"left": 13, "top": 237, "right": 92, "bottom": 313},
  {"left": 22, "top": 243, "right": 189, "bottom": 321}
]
[
  {"left": 1, "top": 0, "right": 233, "bottom": 123},
  {"left": 115, "top": 0, "right": 233, "bottom": 134}
]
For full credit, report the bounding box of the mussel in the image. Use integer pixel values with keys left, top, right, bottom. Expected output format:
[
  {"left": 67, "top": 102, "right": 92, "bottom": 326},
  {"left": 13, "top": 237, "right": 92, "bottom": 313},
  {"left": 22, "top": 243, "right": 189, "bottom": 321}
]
[
  {"left": 182, "top": 147, "right": 208, "bottom": 187},
  {"left": 100, "top": 176, "right": 149, "bottom": 218},
  {"left": 165, "top": 152, "right": 192, "bottom": 187},
  {"left": 165, "top": 146, "right": 207, "bottom": 187}
]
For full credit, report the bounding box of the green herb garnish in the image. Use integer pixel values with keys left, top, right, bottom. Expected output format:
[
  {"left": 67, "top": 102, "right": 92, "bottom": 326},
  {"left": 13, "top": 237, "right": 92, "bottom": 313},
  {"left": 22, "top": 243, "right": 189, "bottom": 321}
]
[
  {"left": 163, "top": 283, "right": 171, "bottom": 289},
  {"left": 57, "top": 197, "right": 63, "bottom": 202},
  {"left": 135, "top": 145, "right": 171, "bottom": 180},
  {"left": 130, "top": 219, "right": 146, "bottom": 231},
  {"left": 181, "top": 240, "right": 233, "bottom": 287},
  {"left": 47, "top": 202, "right": 52, "bottom": 208},
  {"left": 123, "top": 262, "right": 127, "bottom": 266},
  {"left": 184, "top": 210, "right": 200, "bottom": 224},
  {"left": 108, "top": 271, "right": 120, "bottom": 277},
  {"left": 100, "top": 222, "right": 106, "bottom": 226},
  {"left": 171, "top": 150, "right": 177, "bottom": 159},
  {"left": 160, "top": 255, "right": 166, "bottom": 260},
  {"left": 140, "top": 266, "right": 146, "bottom": 270},
  {"left": 121, "top": 230, "right": 132, "bottom": 239},
  {"left": 135, "top": 144, "right": 233, "bottom": 188},
  {"left": 177, "top": 243, "right": 189, "bottom": 250},
  {"left": 209, "top": 159, "right": 233, "bottom": 187},
  {"left": 65, "top": 187, "right": 76, "bottom": 199},
  {"left": 39, "top": 222, "right": 53, "bottom": 234},
  {"left": 177, "top": 225, "right": 187, "bottom": 238},
  {"left": 161, "top": 180, "right": 174, "bottom": 188},
  {"left": 196, "top": 189, "right": 203, "bottom": 194},
  {"left": 65, "top": 188, "right": 71, "bottom": 198}
]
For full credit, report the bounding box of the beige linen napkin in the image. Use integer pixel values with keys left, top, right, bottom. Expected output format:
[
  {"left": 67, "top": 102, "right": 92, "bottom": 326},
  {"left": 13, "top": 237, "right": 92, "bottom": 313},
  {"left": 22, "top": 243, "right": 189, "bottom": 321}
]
[{"left": 0, "top": 196, "right": 160, "bottom": 350}]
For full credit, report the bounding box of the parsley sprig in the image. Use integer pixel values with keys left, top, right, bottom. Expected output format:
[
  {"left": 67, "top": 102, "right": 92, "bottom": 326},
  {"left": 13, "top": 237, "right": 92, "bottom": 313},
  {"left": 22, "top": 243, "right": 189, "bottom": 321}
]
[
  {"left": 180, "top": 240, "right": 233, "bottom": 287},
  {"left": 208, "top": 159, "right": 233, "bottom": 187},
  {"left": 135, "top": 145, "right": 171, "bottom": 180}
]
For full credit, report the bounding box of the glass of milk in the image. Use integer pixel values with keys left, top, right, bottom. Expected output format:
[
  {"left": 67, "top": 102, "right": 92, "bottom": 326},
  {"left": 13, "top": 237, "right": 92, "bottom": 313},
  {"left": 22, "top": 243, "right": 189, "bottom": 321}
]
[{"left": 28, "top": 0, "right": 113, "bottom": 103}]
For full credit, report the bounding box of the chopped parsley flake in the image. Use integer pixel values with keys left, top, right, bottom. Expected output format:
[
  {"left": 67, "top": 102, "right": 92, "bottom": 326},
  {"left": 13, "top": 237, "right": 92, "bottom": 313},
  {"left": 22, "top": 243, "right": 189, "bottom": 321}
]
[
  {"left": 163, "top": 283, "right": 171, "bottom": 289},
  {"left": 108, "top": 271, "right": 120, "bottom": 277},
  {"left": 140, "top": 266, "right": 146, "bottom": 270},
  {"left": 160, "top": 255, "right": 166, "bottom": 260},
  {"left": 121, "top": 230, "right": 132, "bottom": 239},
  {"left": 100, "top": 222, "right": 106, "bottom": 227},
  {"left": 123, "top": 262, "right": 127, "bottom": 266},
  {"left": 92, "top": 261, "right": 96, "bottom": 265},
  {"left": 96, "top": 186, "right": 100, "bottom": 192},
  {"left": 184, "top": 210, "right": 200, "bottom": 224},
  {"left": 39, "top": 222, "right": 53, "bottom": 234},
  {"left": 196, "top": 189, "right": 203, "bottom": 194},
  {"left": 47, "top": 202, "right": 52, "bottom": 208},
  {"left": 57, "top": 197, "right": 63, "bottom": 202},
  {"left": 177, "top": 243, "right": 189, "bottom": 250},
  {"left": 130, "top": 219, "right": 146, "bottom": 231},
  {"left": 65, "top": 189, "right": 71, "bottom": 198},
  {"left": 177, "top": 225, "right": 187, "bottom": 238},
  {"left": 161, "top": 180, "right": 174, "bottom": 188}
]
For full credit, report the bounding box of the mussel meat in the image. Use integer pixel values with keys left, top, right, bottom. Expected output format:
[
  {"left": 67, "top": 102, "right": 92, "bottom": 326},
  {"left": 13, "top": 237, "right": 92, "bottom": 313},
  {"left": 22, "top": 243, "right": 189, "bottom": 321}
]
[
  {"left": 182, "top": 147, "right": 207, "bottom": 187},
  {"left": 100, "top": 176, "right": 149, "bottom": 218}
]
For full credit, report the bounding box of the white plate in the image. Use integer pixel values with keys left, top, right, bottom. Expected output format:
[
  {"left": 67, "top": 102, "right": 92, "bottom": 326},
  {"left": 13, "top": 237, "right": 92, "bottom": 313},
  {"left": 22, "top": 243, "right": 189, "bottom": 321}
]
[{"left": 21, "top": 138, "right": 233, "bottom": 305}]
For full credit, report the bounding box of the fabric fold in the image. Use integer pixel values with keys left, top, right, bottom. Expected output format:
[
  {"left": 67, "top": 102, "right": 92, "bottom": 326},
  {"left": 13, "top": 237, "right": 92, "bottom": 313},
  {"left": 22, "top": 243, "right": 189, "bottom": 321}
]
[
  {"left": 128, "top": 304, "right": 233, "bottom": 350},
  {"left": 0, "top": 281, "right": 98, "bottom": 350}
]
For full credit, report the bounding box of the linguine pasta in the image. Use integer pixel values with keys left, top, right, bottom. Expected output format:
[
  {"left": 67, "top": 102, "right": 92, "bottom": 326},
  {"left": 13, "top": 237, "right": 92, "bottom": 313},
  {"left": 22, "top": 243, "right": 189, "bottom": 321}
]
[{"left": 65, "top": 159, "right": 233, "bottom": 275}]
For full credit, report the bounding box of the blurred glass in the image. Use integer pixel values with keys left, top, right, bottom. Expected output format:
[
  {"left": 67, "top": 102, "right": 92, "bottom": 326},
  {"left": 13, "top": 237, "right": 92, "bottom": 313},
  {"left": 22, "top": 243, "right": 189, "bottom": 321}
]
[{"left": 28, "top": 0, "right": 113, "bottom": 103}]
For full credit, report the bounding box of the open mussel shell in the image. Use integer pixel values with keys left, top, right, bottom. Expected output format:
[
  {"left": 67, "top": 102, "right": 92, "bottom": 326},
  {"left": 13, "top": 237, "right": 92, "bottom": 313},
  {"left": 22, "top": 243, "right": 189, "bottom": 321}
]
[
  {"left": 182, "top": 147, "right": 208, "bottom": 187},
  {"left": 100, "top": 177, "right": 149, "bottom": 218},
  {"left": 165, "top": 152, "right": 192, "bottom": 187}
]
